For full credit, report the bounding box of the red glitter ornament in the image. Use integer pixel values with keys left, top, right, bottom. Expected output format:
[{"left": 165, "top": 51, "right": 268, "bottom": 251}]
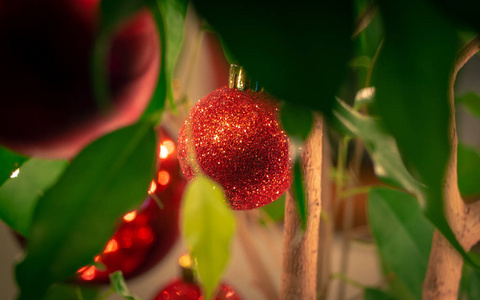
[
  {"left": 152, "top": 254, "right": 241, "bottom": 300},
  {"left": 75, "top": 128, "right": 186, "bottom": 283},
  {"left": 178, "top": 67, "right": 291, "bottom": 210},
  {"left": 153, "top": 279, "right": 240, "bottom": 300}
]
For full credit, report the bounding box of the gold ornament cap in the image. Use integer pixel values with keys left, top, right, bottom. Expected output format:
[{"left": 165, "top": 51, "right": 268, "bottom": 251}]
[{"left": 228, "top": 64, "right": 250, "bottom": 91}]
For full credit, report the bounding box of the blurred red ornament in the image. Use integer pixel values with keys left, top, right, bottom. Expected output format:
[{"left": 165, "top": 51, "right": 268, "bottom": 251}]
[
  {"left": 177, "top": 66, "right": 291, "bottom": 210},
  {"left": 0, "top": 0, "right": 159, "bottom": 158},
  {"left": 152, "top": 254, "right": 241, "bottom": 300},
  {"left": 76, "top": 128, "right": 185, "bottom": 283},
  {"left": 153, "top": 279, "right": 240, "bottom": 300}
]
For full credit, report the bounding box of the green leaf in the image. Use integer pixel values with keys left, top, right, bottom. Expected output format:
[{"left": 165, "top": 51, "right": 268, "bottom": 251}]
[
  {"left": 368, "top": 188, "right": 435, "bottom": 299},
  {"left": 458, "top": 143, "right": 480, "bottom": 197},
  {"left": 261, "top": 193, "right": 285, "bottom": 222},
  {"left": 0, "top": 146, "right": 28, "bottom": 187},
  {"left": 460, "top": 264, "right": 480, "bottom": 300},
  {"left": 457, "top": 92, "right": 480, "bottom": 118},
  {"left": 364, "top": 288, "right": 395, "bottom": 300},
  {"left": 0, "top": 159, "right": 68, "bottom": 237},
  {"left": 292, "top": 159, "right": 307, "bottom": 230},
  {"left": 280, "top": 103, "right": 313, "bottom": 142},
  {"left": 15, "top": 122, "right": 156, "bottom": 300},
  {"left": 332, "top": 98, "right": 424, "bottom": 202},
  {"left": 42, "top": 285, "right": 99, "bottom": 300},
  {"left": 110, "top": 271, "right": 141, "bottom": 300},
  {"left": 191, "top": 0, "right": 354, "bottom": 115},
  {"left": 372, "top": 0, "right": 477, "bottom": 267},
  {"left": 92, "top": 0, "right": 147, "bottom": 111},
  {"left": 353, "top": 87, "right": 376, "bottom": 111},
  {"left": 182, "top": 175, "right": 236, "bottom": 300},
  {"left": 157, "top": 0, "right": 188, "bottom": 109},
  {"left": 143, "top": 0, "right": 188, "bottom": 116}
]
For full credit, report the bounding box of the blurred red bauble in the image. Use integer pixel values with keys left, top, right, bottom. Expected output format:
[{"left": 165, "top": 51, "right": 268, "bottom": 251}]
[
  {"left": 0, "top": 0, "right": 159, "bottom": 158},
  {"left": 177, "top": 85, "right": 291, "bottom": 210},
  {"left": 153, "top": 279, "right": 240, "bottom": 300},
  {"left": 76, "top": 128, "right": 185, "bottom": 283}
]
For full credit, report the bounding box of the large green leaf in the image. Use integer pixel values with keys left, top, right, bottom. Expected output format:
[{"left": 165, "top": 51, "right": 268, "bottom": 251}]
[
  {"left": 332, "top": 98, "right": 424, "bottom": 202},
  {"left": 457, "top": 143, "right": 480, "bottom": 197},
  {"left": 0, "top": 159, "right": 68, "bottom": 237},
  {"left": 182, "top": 175, "right": 236, "bottom": 300},
  {"left": 0, "top": 146, "right": 28, "bottom": 187},
  {"left": 191, "top": 0, "right": 353, "bottom": 115},
  {"left": 457, "top": 92, "right": 480, "bottom": 118},
  {"left": 372, "top": 0, "right": 478, "bottom": 266},
  {"left": 42, "top": 285, "right": 99, "bottom": 300},
  {"left": 15, "top": 122, "right": 156, "bottom": 300},
  {"left": 364, "top": 288, "right": 395, "bottom": 300},
  {"left": 368, "top": 188, "right": 435, "bottom": 299},
  {"left": 280, "top": 102, "right": 313, "bottom": 142}
]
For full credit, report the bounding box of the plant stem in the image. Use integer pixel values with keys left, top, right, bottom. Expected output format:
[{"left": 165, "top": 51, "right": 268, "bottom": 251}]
[
  {"left": 331, "top": 272, "right": 366, "bottom": 290},
  {"left": 280, "top": 116, "right": 324, "bottom": 299},
  {"left": 75, "top": 286, "right": 84, "bottom": 300},
  {"left": 337, "top": 137, "right": 364, "bottom": 300},
  {"left": 340, "top": 186, "right": 372, "bottom": 199},
  {"left": 423, "top": 35, "right": 480, "bottom": 299},
  {"left": 365, "top": 40, "right": 384, "bottom": 88}
]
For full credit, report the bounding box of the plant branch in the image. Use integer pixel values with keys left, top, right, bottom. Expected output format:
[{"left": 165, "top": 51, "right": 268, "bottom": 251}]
[
  {"left": 423, "top": 35, "right": 480, "bottom": 299},
  {"left": 280, "top": 116, "right": 324, "bottom": 299}
]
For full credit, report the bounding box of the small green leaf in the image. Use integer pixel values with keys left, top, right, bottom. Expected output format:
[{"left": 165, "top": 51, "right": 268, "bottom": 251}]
[
  {"left": 280, "top": 103, "right": 313, "bottom": 142},
  {"left": 0, "top": 159, "right": 68, "bottom": 236},
  {"left": 143, "top": 0, "right": 187, "bottom": 116},
  {"left": 368, "top": 188, "right": 435, "bottom": 299},
  {"left": 457, "top": 91, "right": 480, "bottom": 118},
  {"left": 110, "top": 271, "right": 141, "bottom": 300},
  {"left": 191, "top": 0, "right": 354, "bottom": 115},
  {"left": 0, "top": 146, "right": 28, "bottom": 187},
  {"left": 332, "top": 98, "right": 424, "bottom": 202},
  {"left": 15, "top": 122, "right": 156, "bottom": 300},
  {"left": 182, "top": 175, "right": 236, "bottom": 300},
  {"left": 458, "top": 143, "right": 480, "bottom": 197},
  {"left": 364, "top": 288, "right": 395, "bottom": 300},
  {"left": 261, "top": 193, "right": 285, "bottom": 222},
  {"left": 292, "top": 159, "right": 307, "bottom": 230},
  {"left": 158, "top": 0, "right": 188, "bottom": 110}
]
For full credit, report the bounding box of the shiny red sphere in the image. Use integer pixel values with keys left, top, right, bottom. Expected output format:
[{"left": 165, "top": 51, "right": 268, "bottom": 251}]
[
  {"left": 178, "top": 87, "right": 291, "bottom": 210},
  {"left": 153, "top": 279, "right": 241, "bottom": 300},
  {"left": 76, "top": 128, "right": 185, "bottom": 283},
  {"left": 0, "top": 0, "right": 160, "bottom": 158}
]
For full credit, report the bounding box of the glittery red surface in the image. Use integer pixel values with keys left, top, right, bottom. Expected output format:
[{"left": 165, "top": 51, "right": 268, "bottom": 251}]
[
  {"left": 178, "top": 87, "right": 291, "bottom": 210},
  {"left": 153, "top": 279, "right": 241, "bottom": 300}
]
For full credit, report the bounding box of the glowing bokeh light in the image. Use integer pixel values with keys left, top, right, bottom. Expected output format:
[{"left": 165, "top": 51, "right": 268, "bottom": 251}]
[
  {"left": 104, "top": 239, "right": 119, "bottom": 253},
  {"left": 123, "top": 210, "right": 137, "bottom": 222},
  {"left": 10, "top": 168, "right": 19, "bottom": 178},
  {"left": 158, "top": 171, "right": 170, "bottom": 185}
]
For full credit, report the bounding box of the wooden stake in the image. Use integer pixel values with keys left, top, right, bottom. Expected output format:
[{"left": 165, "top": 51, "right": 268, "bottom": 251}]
[{"left": 280, "top": 116, "right": 323, "bottom": 300}]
